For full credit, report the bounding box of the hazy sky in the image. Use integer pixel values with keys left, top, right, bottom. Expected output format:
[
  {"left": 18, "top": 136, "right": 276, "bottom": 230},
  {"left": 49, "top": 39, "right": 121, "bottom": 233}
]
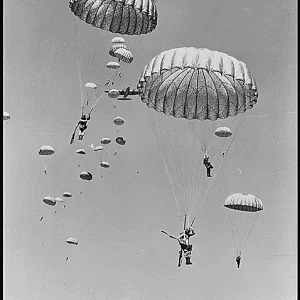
[{"left": 4, "top": 0, "right": 297, "bottom": 299}]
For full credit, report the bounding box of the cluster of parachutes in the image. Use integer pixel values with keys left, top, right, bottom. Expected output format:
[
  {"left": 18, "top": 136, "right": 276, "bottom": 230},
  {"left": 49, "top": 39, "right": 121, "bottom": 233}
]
[{"left": 6, "top": 0, "right": 264, "bottom": 262}]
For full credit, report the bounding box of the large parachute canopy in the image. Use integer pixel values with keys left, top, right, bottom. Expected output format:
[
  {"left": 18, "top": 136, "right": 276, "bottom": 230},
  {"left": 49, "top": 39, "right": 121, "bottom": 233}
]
[
  {"left": 3, "top": 112, "right": 10, "bottom": 121},
  {"left": 137, "top": 47, "right": 258, "bottom": 222},
  {"left": 224, "top": 193, "right": 263, "bottom": 255},
  {"left": 69, "top": 0, "right": 158, "bottom": 35}
]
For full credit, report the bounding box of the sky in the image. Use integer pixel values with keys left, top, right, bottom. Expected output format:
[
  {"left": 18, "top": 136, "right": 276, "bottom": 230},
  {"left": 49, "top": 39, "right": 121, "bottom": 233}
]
[{"left": 3, "top": 0, "right": 297, "bottom": 300}]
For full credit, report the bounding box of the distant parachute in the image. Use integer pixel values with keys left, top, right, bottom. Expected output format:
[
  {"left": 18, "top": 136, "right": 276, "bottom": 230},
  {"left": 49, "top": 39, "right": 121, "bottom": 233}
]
[
  {"left": 39, "top": 146, "right": 55, "bottom": 156},
  {"left": 106, "top": 62, "right": 120, "bottom": 69},
  {"left": 43, "top": 196, "right": 56, "bottom": 206},
  {"left": 93, "top": 146, "right": 104, "bottom": 151},
  {"left": 76, "top": 149, "right": 86, "bottom": 154},
  {"left": 116, "top": 137, "right": 126, "bottom": 145},
  {"left": 215, "top": 127, "right": 232, "bottom": 138},
  {"left": 111, "top": 37, "right": 125, "bottom": 44},
  {"left": 224, "top": 193, "right": 263, "bottom": 255},
  {"left": 66, "top": 237, "right": 78, "bottom": 245},
  {"left": 3, "top": 112, "right": 10, "bottom": 121},
  {"left": 109, "top": 44, "right": 128, "bottom": 57},
  {"left": 80, "top": 171, "right": 93, "bottom": 181},
  {"left": 114, "top": 117, "right": 125, "bottom": 126},
  {"left": 101, "top": 138, "right": 111, "bottom": 145},
  {"left": 100, "top": 162, "right": 110, "bottom": 168},
  {"left": 108, "top": 89, "right": 120, "bottom": 99},
  {"left": 63, "top": 192, "right": 72, "bottom": 198},
  {"left": 55, "top": 197, "right": 64, "bottom": 203},
  {"left": 69, "top": 0, "right": 158, "bottom": 35},
  {"left": 84, "top": 82, "right": 97, "bottom": 89},
  {"left": 114, "top": 48, "right": 133, "bottom": 64}
]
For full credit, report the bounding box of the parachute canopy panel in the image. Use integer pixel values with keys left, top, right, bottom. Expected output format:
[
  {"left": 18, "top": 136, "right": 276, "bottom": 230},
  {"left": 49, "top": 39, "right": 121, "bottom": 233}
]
[
  {"left": 69, "top": 0, "right": 158, "bottom": 35},
  {"left": 39, "top": 146, "right": 55, "bottom": 155},
  {"left": 224, "top": 193, "right": 263, "bottom": 212}
]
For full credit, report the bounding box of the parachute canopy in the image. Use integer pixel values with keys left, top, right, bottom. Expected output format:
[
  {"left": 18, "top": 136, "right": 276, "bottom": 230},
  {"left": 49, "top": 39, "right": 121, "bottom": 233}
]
[
  {"left": 114, "top": 48, "right": 133, "bottom": 63},
  {"left": 85, "top": 82, "right": 97, "bottom": 89},
  {"left": 109, "top": 44, "right": 128, "bottom": 57},
  {"left": 108, "top": 89, "right": 120, "bottom": 99},
  {"left": 63, "top": 192, "right": 72, "bottom": 198},
  {"left": 76, "top": 149, "right": 86, "bottom": 154},
  {"left": 138, "top": 47, "right": 258, "bottom": 120},
  {"left": 55, "top": 197, "right": 64, "bottom": 203},
  {"left": 106, "top": 62, "right": 120, "bottom": 69},
  {"left": 3, "top": 112, "right": 10, "bottom": 121},
  {"left": 66, "top": 237, "right": 78, "bottom": 245},
  {"left": 39, "top": 146, "right": 55, "bottom": 156},
  {"left": 100, "top": 162, "right": 110, "bottom": 168},
  {"left": 112, "top": 37, "right": 125, "bottom": 44},
  {"left": 93, "top": 145, "right": 104, "bottom": 151},
  {"left": 69, "top": 0, "right": 158, "bottom": 35},
  {"left": 215, "top": 127, "right": 232, "bottom": 138},
  {"left": 43, "top": 196, "right": 56, "bottom": 206},
  {"left": 224, "top": 193, "right": 263, "bottom": 212},
  {"left": 113, "top": 117, "right": 125, "bottom": 126},
  {"left": 101, "top": 138, "right": 111, "bottom": 145},
  {"left": 80, "top": 171, "right": 93, "bottom": 181},
  {"left": 116, "top": 137, "right": 126, "bottom": 145}
]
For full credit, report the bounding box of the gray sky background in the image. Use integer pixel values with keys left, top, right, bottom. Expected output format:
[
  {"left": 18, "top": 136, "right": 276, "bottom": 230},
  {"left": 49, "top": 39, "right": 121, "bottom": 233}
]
[{"left": 4, "top": 0, "right": 297, "bottom": 299}]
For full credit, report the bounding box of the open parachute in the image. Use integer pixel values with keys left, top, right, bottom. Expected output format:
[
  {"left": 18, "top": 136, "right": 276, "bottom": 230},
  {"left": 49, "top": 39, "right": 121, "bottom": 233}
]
[
  {"left": 69, "top": 0, "right": 158, "bottom": 35},
  {"left": 137, "top": 47, "right": 258, "bottom": 222},
  {"left": 224, "top": 193, "right": 263, "bottom": 255}
]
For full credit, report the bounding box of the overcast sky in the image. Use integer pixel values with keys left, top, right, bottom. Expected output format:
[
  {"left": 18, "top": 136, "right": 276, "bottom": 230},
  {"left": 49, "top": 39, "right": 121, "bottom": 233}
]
[{"left": 4, "top": 0, "right": 297, "bottom": 299}]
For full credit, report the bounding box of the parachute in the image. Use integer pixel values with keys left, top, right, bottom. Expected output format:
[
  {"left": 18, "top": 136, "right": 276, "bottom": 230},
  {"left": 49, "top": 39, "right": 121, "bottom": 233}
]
[
  {"left": 215, "top": 127, "right": 232, "bottom": 138},
  {"left": 106, "top": 62, "right": 120, "bottom": 69},
  {"left": 114, "top": 48, "right": 133, "bottom": 64},
  {"left": 3, "top": 112, "right": 10, "bottom": 121},
  {"left": 109, "top": 44, "right": 128, "bottom": 58},
  {"left": 63, "top": 192, "right": 72, "bottom": 198},
  {"left": 115, "top": 137, "right": 126, "bottom": 145},
  {"left": 66, "top": 237, "right": 78, "bottom": 245},
  {"left": 76, "top": 149, "right": 86, "bottom": 154},
  {"left": 39, "top": 146, "right": 55, "bottom": 156},
  {"left": 55, "top": 197, "right": 64, "bottom": 203},
  {"left": 100, "top": 161, "right": 110, "bottom": 168},
  {"left": 80, "top": 171, "right": 93, "bottom": 181},
  {"left": 137, "top": 47, "right": 258, "bottom": 222},
  {"left": 101, "top": 138, "right": 111, "bottom": 145},
  {"left": 93, "top": 145, "right": 104, "bottom": 151},
  {"left": 43, "top": 196, "right": 56, "bottom": 206},
  {"left": 224, "top": 193, "right": 263, "bottom": 254},
  {"left": 69, "top": 0, "right": 158, "bottom": 35},
  {"left": 111, "top": 37, "right": 125, "bottom": 44},
  {"left": 113, "top": 117, "right": 125, "bottom": 126},
  {"left": 84, "top": 82, "right": 97, "bottom": 89}
]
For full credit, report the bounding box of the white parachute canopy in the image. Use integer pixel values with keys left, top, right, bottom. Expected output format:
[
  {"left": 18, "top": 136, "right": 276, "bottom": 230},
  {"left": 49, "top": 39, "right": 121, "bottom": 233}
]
[
  {"left": 3, "top": 112, "right": 10, "bottom": 121},
  {"left": 66, "top": 237, "right": 78, "bottom": 245},
  {"left": 215, "top": 127, "right": 232, "bottom": 138},
  {"left": 55, "top": 197, "right": 64, "bottom": 203},
  {"left": 76, "top": 149, "right": 86, "bottom": 155},
  {"left": 39, "top": 145, "right": 55, "bottom": 155},
  {"left": 43, "top": 196, "right": 56, "bottom": 206},
  {"left": 62, "top": 192, "right": 72, "bottom": 198}
]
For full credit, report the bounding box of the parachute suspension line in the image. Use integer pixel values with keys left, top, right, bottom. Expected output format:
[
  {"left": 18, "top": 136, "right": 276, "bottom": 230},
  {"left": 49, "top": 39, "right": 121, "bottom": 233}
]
[
  {"left": 73, "top": 19, "right": 85, "bottom": 113},
  {"left": 88, "top": 91, "right": 105, "bottom": 113}
]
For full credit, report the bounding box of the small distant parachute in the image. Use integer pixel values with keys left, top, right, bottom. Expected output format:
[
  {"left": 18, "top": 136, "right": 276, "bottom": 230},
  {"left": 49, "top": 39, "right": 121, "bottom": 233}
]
[
  {"left": 224, "top": 193, "right": 263, "bottom": 212},
  {"left": 40, "top": 216, "right": 44, "bottom": 221},
  {"left": 3, "top": 112, "right": 10, "bottom": 121},
  {"left": 101, "top": 138, "right": 111, "bottom": 145},
  {"left": 93, "top": 146, "right": 104, "bottom": 151},
  {"left": 114, "top": 48, "right": 133, "bottom": 64},
  {"left": 100, "top": 162, "right": 110, "bottom": 168},
  {"left": 111, "top": 37, "right": 125, "bottom": 44},
  {"left": 116, "top": 137, "right": 126, "bottom": 145},
  {"left": 66, "top": 237, "right": 78, "bottom": 245},
  {"left": 215, "top": 127, "right": 232, "bottom": 138},
  {"left": 113, "top": 117, "right": 125, "bottom": 126},
  {"left": 43, "top": 196, "right": 56, "bottom": 206},
  {"left": 109, "top": 44, "right": 128, "bottom": 57},
  {"left": 84, "top": 82, "right": 97, "bottom": 89},
  {"left": 39, "top": 146, "right": 55, "bottom": 156},
  {"left": 108, "top": 89, "right": 120, "bottom": 99},
  {"left": 80, "top": 171, "right": 93, "bottom": 181},
  {"left": 76, "top": 149, "right": 86, "bottom": 155},
  {"left": 69, "top": 0, "right": 158, "bottom": 36},
  {"left": 55, "top": 197, "right": 64, "bottom": 203},
  {"left": 106, "top": 62, "right": 120, "bottom": 69},
  {"left": 63, "top": 192, "right": 72, "bottom": 198}
]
